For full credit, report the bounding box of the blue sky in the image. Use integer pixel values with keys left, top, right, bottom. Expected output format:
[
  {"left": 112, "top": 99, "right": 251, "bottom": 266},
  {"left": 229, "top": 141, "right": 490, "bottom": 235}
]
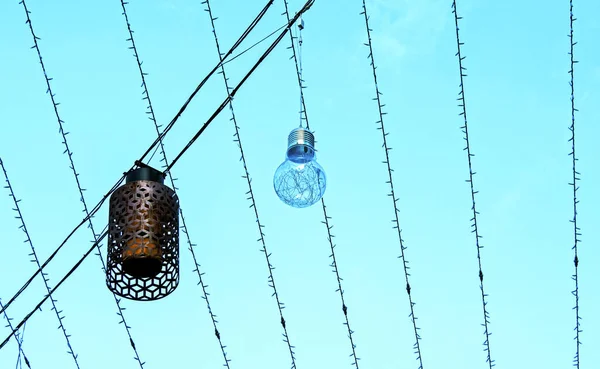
[{"left": 0, "top": 0, "right": 599, "bottom": 368}]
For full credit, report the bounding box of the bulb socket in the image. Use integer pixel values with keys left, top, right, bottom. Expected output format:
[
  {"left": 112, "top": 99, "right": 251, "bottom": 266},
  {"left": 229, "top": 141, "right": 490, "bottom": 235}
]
[
  {"left": 287, "top": 127, "right": 315, "bottom": 150},
  {"left": 286, "top": 128, "right": 315, "bottom": 163}
]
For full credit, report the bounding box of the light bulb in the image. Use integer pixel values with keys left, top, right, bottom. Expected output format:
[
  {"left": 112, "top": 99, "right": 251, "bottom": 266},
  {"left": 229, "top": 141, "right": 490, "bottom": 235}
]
[{"left": 274, "top": 127, "right": 326, "bottom": 208}]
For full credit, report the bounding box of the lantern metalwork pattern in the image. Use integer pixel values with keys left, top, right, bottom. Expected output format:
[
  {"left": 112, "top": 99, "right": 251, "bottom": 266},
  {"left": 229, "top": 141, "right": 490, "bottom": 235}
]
[{"left": 107, "top": 166, "right": 180, "bottom": 301}]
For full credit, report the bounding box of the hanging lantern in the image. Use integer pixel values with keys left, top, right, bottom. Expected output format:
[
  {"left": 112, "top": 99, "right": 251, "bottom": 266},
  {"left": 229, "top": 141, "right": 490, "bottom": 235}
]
[{"left": 106, "top": 165, "right": 179, "bottom": 301}]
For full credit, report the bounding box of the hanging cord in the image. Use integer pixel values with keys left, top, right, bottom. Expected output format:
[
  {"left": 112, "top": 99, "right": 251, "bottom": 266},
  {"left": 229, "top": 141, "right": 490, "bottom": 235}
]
[
  {"left": 360, "top": 2, "right": 424, "bottom": 367},
  {"left": 568, "top": 1, "right": 581, "bottom": 367},
  {"left": 282, "top": 1, "right": 310, "bottom": 130},
  {"left": 0, "top": 158, "right": 79, "bottom": 368},
  {"left": 120, "top": 0, "right": 232, "bottom": 367},
  {"left": 297, "top": 18, "right": 305, "bottom": 128},
  {"left": 14, "top": 322, "right": 27, "bottom": 369},
  {"left": 281, "top": 3, "right": 361, "bottom": 367},
  {"left": 451, "top": 2, "right": 494, "bottom": 367},
  {"left": 202, "top": 0, "right": 299, "bottom": 367},
  {"left": 0, "top": 297, "right": 29, "bottom": 367},
  {"left": 19, "top": 0, "right": 146, "bottom": 365},
  {"left": 0, "top": 0, "right": 316, "bottom": 349}
]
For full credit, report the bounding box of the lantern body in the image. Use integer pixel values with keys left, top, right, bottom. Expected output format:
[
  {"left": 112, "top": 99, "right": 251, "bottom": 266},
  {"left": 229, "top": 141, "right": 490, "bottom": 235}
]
[{"left": 107, "top": 167, "right": 179, "bottom": 301}]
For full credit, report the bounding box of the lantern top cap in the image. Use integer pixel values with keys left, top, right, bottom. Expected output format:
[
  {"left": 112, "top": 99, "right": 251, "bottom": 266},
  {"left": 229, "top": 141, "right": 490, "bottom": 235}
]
[{"left": 126, "top": 166, "right": 165, "bottom": 184}]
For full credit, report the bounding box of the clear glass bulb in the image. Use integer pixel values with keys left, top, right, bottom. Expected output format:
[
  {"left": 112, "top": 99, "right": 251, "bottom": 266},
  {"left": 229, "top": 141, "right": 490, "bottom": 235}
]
[{"left": 274, "top": 128, "right": 326, "bottom": 208}]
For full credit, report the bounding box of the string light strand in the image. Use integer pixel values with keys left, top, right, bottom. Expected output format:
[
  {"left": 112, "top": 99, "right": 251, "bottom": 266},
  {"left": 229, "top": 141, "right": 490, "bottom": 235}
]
[
  {"left": 451, "top": 2, "right": 494, "bottom": 367},
  {"left": 201, "top": 0, "right": 301, "bottom": 366},
  {"left": 281, "top": 4, "right": 361, "bottom": 367},
  {"left": 0, "top": 157, "right": 80, "bottom": 368},
  {"left": 568, "top": 1, "right": 581, "bottom": 367},
  {"left": 119, "top": 1, "right": 231, "bottom": 366},
  {"left": 360, "top": 1, "right": 424, "bottom": 367},
  {"left": 17, "top": 0, "right": 146, "bottom": 365}
]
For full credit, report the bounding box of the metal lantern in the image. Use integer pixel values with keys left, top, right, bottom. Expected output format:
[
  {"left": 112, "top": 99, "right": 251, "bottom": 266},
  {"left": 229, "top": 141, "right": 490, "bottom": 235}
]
[{"left": 107, "top": 166, "right": 179, "bottom": 301}]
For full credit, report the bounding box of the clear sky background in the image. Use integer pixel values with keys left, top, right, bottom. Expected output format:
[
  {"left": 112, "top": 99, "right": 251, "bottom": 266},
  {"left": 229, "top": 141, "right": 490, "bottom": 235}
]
[{"left": 0, "top": 0, "right": 599, "bottom": 368}]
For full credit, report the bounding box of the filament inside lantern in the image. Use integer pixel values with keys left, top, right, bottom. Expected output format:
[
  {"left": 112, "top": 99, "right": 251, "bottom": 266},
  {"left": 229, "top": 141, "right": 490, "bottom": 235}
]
[{"left": 121, "top": 191, "right": 163, "bottom": 278}]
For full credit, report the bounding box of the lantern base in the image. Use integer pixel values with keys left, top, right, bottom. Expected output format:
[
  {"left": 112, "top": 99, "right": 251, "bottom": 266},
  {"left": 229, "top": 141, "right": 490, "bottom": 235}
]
[{"left": 123, "top": 258, "right": 162, "bottom": 279}]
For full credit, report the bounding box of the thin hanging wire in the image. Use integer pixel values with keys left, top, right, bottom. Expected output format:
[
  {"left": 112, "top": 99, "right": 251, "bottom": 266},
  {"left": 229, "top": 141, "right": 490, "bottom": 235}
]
[
  {"left": 14, "top": 322, "right": 27, "bottom": 369},
  {"left": 119, "top": 1, "right": 231, "bottom": 366},
  {"left": 17, "top": 0, "right": 146, "bottom": 365},
  {"left": 282, "top": 0, "right": 309, "bottom": 130},
  {"left": 568, "top": 1, "right": 581, "bottom": 367},
  {"left": 0, "top": 157, "right": 80, "bottom": 368},
  {"left": 282, "top": 3, "right": 361, "bottom": 367},
  {"left": 0, "top": 293, "right": 30, "bottom": 367},
  {"left": 359, "top": 1, "right": 424, "bottom": 367},
  {"left": 222, "top": 23, "right": 288, "bottom": 67},
  {"left": 201, "top": 1, "right": 299, "bottom": 367},
  {"left": 0, "top": 0, "right": 315, "bottom": 348},
  {"left": 451, "top": 2, "right": 494, "bottom": 367},
  {"left": 297, "top": 20, "right": 304, "bottom": 128}
]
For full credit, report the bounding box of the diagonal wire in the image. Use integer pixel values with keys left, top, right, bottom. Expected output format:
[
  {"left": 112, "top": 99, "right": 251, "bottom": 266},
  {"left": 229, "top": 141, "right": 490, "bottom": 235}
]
[
  {"left": 568, "top": 1, "right": 581, "bottom": 367},
  {"left": 282, "top": 1, "right": 361, "bottom": 367},
  {"left": 359, "top": 1, "right": 424, "bottom": 367},
  {"left": 18, "top": 0, "right": 146, "bottom": 366},
  {"left": 201, "top": 1, "right": 298, "bottom": 367},
  {"left": 451, "top": 2, "right": 494, "bottom": 367},
  {"left": 0, "top": 157, "right": 80, "bottom": 368},
  {"left": 118, "top": 0, "right": 232, "bottom": 367}
]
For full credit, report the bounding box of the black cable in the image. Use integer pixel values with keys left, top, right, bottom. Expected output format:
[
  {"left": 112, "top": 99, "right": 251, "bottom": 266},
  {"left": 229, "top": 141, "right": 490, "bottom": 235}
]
[
  {"left": 0, "top": 230, "right": 109, "bottom": 351},
  {"left": 0, "top": 175, "right": 125, "bottom": 318},
  {"left": 1, "top": 157, "right": 80, "bottom": 368},
  {"left": 568, "top": 1, "right": 581, "bottom": 367},
  {"left": 120, "top": 0, "right": 232, "bottom": 366},
  {"left": 163, "top": 0, "right": 315, "bottom": 173},
  {"left": 0, "top": 1, "right": 288, "bottom": 319},
  {"left": 451, "top": 2, "right": 494, "bottom": 367}
]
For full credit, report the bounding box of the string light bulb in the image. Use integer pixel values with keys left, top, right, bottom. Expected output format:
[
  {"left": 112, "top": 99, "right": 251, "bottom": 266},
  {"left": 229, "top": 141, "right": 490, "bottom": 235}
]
[{"left": 273, "top": 127, "right": 326, "bottom": 208}]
